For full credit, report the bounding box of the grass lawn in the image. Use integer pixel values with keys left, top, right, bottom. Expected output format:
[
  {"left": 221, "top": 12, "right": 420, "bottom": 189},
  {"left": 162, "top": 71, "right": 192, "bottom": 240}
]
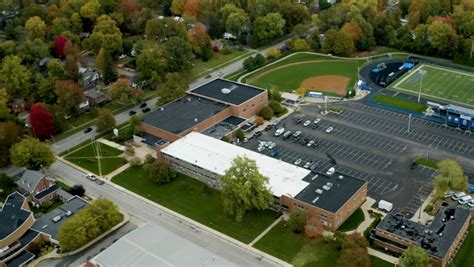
[
  {"left": 64, "top": 142, "right": 126, "bottom": 175},
  {"left": 337, "top": 208, "right": 365, "bottom": 232},
  {"left": 371, "top": 256, "right": 394, "bottom": 267},
  {"left": 372, "top": 94, "right": 428, "bottom": 113},
  {"left": 248, "top": 60, "right": 363, "bottom": 93},
  {"left": 190, "top": 50, "right": 251, "bottom": 78},
  {"left": 112, "top": 167, "right": 278, "bottom": 243},
  {"left": 254, "top": 221, "right": 340, "bottom": 266},
  {"left": 415, "top": 157, "right": 439, "bottom": 169},
  {"left": 448, "top": 224, "right": 474, "bottom": 267}
]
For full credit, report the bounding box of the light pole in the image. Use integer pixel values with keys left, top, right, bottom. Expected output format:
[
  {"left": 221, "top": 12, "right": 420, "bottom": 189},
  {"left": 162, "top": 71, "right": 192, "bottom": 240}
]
[
  {"left": 407, "top": 114, "right": 412, "bottom": 133},
  {"left": 418, "top": 70, "right": 427, "bottom": 103}
]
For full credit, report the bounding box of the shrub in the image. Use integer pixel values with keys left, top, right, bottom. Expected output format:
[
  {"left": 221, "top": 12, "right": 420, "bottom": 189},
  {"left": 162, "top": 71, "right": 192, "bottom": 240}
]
[
  {"left": 144, "top": 154, "right": 154, "bottom": 164},
  {"left": 144, "top": 161, "right": 176, "bottom": 184},
  {"left": 255, "top": 116, "right": 264, "bottom": 125},
  {"left": 269, "top": 100, "right": 285, "bottom": 115},
  {"left": 235, "top": 129, "right": 245, "bottom": 141},
  {"left": 221, "top": 136, "right": 230, "bottom": 142},
  {"left": 288, "top": 209, "right": 307, "bottom": 233},
  {"left": 221, "top": 44, "right": 232, "bottom": 54},
  {"left": 212, "top": 44, "right": 219, "bottom": 52},
  {"left": 125, "top": 146, "right": 135, "bottom": 155},
  {"left": 129, "top": 157, "right": 142, "bottom": 167},
  {"left": 258, "top": 106, "right": 274, "bottom": 120},
  {"left": 266, "top": 47, "right": 281, "bottom": 60}
]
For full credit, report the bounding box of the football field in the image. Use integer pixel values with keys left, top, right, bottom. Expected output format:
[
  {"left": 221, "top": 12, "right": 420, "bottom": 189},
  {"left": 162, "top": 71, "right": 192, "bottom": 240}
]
[{"left": 392, "top": 64, "right": 474, "bottom": 107}]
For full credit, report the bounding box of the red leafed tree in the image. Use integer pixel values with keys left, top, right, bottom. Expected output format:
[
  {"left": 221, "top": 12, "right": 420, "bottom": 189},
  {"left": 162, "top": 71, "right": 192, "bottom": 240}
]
[
  {"left": 54, "top": 35, "right": 70, "bottom": 58},
  {"left": 29, "top": 103, "right": 56, "bottom": 141},
  {"left": 120, "top": 0, "right": 141, "bottom": 19},
  {"left": 183, "top": 0, "right": 200, "bottom": 18},
  {"left": 305, "top": 216, "right": 324, "bottom": 239}
]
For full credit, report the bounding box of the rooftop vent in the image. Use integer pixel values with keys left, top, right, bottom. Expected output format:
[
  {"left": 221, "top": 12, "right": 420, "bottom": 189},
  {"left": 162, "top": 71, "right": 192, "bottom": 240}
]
[
  {"left": 315, "top": 189, "right": 323, "bottom": 194},
  {"left": 160, "top": 107, "right": 164, "bottom": 111},
  {"left": 312, "top": 197, "right": 319, "bottom": 204},
  {"left": 338, "top": 175, "right": 344, "bottom": 180},
  {"left": 326, "top": 182, "right": 333, "bottom": 188},
  {"left": 311, "top": 175, "right": 318, "bottom": 180},
  {"left": 221, "top": 85, "right": 238, "bottom": 94},
  {"left": 401, "top": 225, "right": 405, "bottom": 229},
  {"left": 187, "top": 97, "right": 192, "bottom": 102},
  {"left": 194, "top": 118, "right": 198, "bottom": 122},
  {"left": 322, "top": 185, "right": 331, "bottom": 191}
]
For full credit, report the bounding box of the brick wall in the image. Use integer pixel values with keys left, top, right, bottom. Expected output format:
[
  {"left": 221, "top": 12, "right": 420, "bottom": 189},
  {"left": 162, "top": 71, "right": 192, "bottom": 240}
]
[
  {"left": 139, "top": 123, "right": 181, "bottom": 142},
  {"left": 231, "top": 91, "right": 269, "bottom": 118},
  {"left": 179, "top": 107, "right": 233, "bottom": 137}
]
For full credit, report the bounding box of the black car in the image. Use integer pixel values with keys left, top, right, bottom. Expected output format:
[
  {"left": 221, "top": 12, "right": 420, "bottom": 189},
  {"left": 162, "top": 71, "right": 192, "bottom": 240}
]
[
  {"left": 312, "top": 124, "right": 319, "bottom": 129},
  {"left": 142, "top": 107, "right": 151, "bottom": 113},
  {"left": 264, "top": 124, "right": 273, "bottom": 131},
  {"left": 410, "top": 161, "right": 418, "bottom": 170},
  {"left": 128, "top": 110, "right": 137, "bottom": 116},
  {"left": 294, "top": 117, "right": 304, "bottom": 124},
  {"left": 84, "top": 127, "right": 92, "bottom": 133},
  {"left": 139, "top": 102, "right": 148, "bottom": 108},
  {"left": 300, "top": 138, "right": 309, "bottom": 145},
  {"left": 254, "top": 131, "right": 262, "bottom": 137},
  {"left": 293, "top": 135, "right": 301, "bottom": 143}
]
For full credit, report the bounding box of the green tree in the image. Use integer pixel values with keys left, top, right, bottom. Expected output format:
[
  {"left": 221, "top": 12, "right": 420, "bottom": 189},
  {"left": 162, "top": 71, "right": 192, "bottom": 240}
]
[
  {"left": 18, "top": 39, "right": 49, "bottom": 65},
  {"left": 108, "top": 78, "right": 142, "bottom": 103},
  {"left": 52, "top": 17, "right": 71, "bottom": 36},
  {"left": 0, "top": 173, "right": 17, "bottom": 199},
  {"left": 47, "top": 59, "right": 65, "bottom": 79},
  {"left": 0, "top": 55, "right": 32, "bottom": 97},
  {"left": 96, "top": 108, "right": 116, "bottom": 132},
  {"left": 129, "top": 115, "right": 141, "bottom": 134},
  {"left": 164, "top": 37, "right": 193, "bottom": 73},
  {"left": 87, "top": 15, "right": 123, "bottom": 54},
  {"left": 220, "top": 156, "right": 273, "bottom": 222},
  {"left": 156, "top": 72, "right": 188, "bottom": 105},
  {"left": 433, "top": 159, "right": 468, "bottom": 198},
  {"left": 144, "top": 160, "right": 177, "bottom": 184},
  {"left": 137, "top": 47, "right": 167, "bottom": 85},
  {"left": 70, "top": 12, "right": 83, "bottom": 33},
  {"left": 399, "top": 246, "right": 431, "bottom": 267},
  {"left": 145, "top": 17, "right": 187, "bottom": 41},
  {"left": 252, "top": 13, "right": 285, "bottom": 46},
  {"left": 258, "top": 106, "right": 274, "bottom": 120},
  {"left": 337, "top": 233, "right": 371, "bottom": 267},
  {"left": 58, "top": 198, "right": 123, "bottom": 252},
  {"left": 288, "top": 209, "right": 307, "bottom": 233},
  {"left": 25, "top": 16, "right": 46, "bottom": 40},
  {"left": 0, "top": 89, "right": 10, "bottom": 120},
  {"left": 279, "top": 2, "right": 310, "bottom": 30},
  {"left": 428, "top": 21, "right": 459, "bottom": 57},
  {"left": 322, "top": 29, "right": 355, "bottom": 57},
  {"left": 235, "top": 129, "right": 245, "bottom": 141},
  {"left": 265, "top": 47, "right": 281, "bottom": 59},
  {"left": 102, "top": 50, "right": 117, "bottom": 84},
  {"left": 10, "top": 137, "right": 54, "bottom": 170},
  {"left": 55, "top": 80, "right": 84, "bottom": 116},
  {"left": 80, "top": 0, "right": 102, "bottom": 21},
  {"left": 225, "top": 10, "right": 249, "bottom": 42},
  {"left": 269, "top": 100, "right": 284, "bottom": 115},
  {"left": 0, "top": 122, "right": 24, "bottom": 167},
  {"left": 288, "top": 38, "right": 309, "bottom": 51},
  {"left": 95, "top": 47, "right": 106, "bottom": 74}
]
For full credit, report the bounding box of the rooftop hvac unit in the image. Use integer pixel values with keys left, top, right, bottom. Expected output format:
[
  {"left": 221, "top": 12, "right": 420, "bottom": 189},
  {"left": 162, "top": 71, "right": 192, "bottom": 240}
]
[
  {"left": 315, "top": 189, "right": 323, "bottom": 194},
  {"left": 338, "top": 175, "right": 344, "bottom": 180},
  {"left": 311, "top": 175, "right": 319, "bottom": 180},
  {"left": 322, "top": 185, "right": 330, "bottom": 191},
  {"left": 221, "top": 85, "right": 238, "bottom": 94},
  {"left": 326, "top": 182, "right": 333, "bottom": 188},
  {"left": 312, "top": 197, "right": 319, "bottom": 204}
]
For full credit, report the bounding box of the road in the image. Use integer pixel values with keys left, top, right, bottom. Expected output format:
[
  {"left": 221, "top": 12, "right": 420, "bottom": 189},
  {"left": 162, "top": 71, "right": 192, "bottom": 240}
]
[
  {"left": 43, "top": 161, "right": 280, "bottom": 267},
  {"left": 53, "top": 39, "right": 286, "bottom": 154}
]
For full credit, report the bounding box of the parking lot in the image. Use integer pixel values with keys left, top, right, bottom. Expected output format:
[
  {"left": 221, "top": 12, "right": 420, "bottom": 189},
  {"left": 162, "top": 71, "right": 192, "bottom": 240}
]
[{"left": 243, "top": 100, "right": 474, "bottom": 218}]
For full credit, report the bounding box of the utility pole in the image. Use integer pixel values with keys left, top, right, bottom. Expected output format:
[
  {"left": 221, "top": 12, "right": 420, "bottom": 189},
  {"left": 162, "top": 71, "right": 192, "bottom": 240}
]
[
  {"left": 407, "top": 114, "right": 412, "bottom": 133},
  {"left": 324, "top": 96, "right": 328, "bottom": 114}
]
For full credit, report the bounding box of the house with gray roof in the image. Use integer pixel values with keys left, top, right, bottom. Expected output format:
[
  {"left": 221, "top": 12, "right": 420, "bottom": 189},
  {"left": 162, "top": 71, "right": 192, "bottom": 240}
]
[{"left": 16, "top": 170, "right": 59, "bottom": 206}]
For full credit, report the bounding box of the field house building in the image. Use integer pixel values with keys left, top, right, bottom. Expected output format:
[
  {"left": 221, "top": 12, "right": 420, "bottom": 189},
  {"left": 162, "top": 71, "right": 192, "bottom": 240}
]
[
  {"left": 158, "top": 132, "right": 368, "bottom": 231},
  {"left": 371, "top": 205, "right": 471, "bottom": 267},
  {"left": 139, "top": 79, "right": 268, "bottom": 148}
]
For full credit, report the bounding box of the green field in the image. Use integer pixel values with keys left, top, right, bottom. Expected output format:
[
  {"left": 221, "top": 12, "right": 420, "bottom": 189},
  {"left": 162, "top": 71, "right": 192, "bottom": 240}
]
[
  {"left": 392, "top": 64, "right": 474, "bottom": 107},
  {"left": 245, "top": 55, "right": 364, "bottom": 94},
  {"left": 64, "top": 142, "right": 126, "bottom": 175},
  {"left": 372, "top": 94, "right": 428, "bottom": 113},
  {"left": 112, "top": 167, "right": 278, "bottom": 243},
  {"left": 337, "top": 208, "right": 365, "bottom": 232}
]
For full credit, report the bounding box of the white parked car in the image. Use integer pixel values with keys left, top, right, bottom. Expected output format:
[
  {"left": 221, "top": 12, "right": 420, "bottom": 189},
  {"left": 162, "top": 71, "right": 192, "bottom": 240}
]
[
  {"left": 274, "top": 128, "right": 285, "bottom": 136},
  {"left": 85, "top": 173, "right": 97, "bottom": 181},
  {"left": 303, "top": 120, "right": 311, "bottom": 127},
  {"left": 268, "top": 142, "right": 276, "bottom": 149},
  {"left": 257, "top": 146, "right": 265, "bottom": 152},
  {"left": 307, "top": 140, "right": 315, "bottom": 147},
  {"left": 467, "top": 200, "right": 474, "bottom": 208},
  {"left": 294, "top": 158, "right": 302, "bottom": 165},
  {"left": 458, "top": 195, "right": 472, "bottom": 205},
  {"left": 326, "top": 167, "right": 335, "bottom": 176},
  {"left": 313, "top": 118, "right": 321, "bottom": 125},
  {"left": 325, "top": 126, "right": 334, "bottom": 133},
  {"left": 452, "top": 191, "right": 467, "bottom": 201}
]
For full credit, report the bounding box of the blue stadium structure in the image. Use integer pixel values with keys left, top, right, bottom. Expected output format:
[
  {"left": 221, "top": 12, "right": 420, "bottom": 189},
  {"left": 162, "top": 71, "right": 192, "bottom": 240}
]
[{"left": 426, "top": 101, "right": 474, "bottom": 130}]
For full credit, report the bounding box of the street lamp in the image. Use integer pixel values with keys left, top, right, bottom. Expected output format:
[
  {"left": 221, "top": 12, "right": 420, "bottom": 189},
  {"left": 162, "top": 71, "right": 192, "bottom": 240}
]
[
  {"left": 418, "top": 70, "right": 427, "bottom": 103},
  {"left": 407, "top": 114, "right": 412, "bottom": 133}
]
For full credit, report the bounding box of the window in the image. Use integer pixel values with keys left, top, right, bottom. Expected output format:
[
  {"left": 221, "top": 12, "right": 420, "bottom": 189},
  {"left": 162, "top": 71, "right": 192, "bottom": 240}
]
[{"left": 320, "top": 213, "right": 328, "bottom": 219}]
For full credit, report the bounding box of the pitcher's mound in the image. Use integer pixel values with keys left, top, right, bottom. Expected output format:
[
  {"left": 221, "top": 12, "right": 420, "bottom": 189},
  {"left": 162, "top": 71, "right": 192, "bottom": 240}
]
[{"left": 301, "top": 75, "right": 350, "bottom": 96}]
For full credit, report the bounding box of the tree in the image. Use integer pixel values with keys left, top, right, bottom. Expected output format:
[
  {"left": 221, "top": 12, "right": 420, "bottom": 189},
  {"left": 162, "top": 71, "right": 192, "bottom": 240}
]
[
  {"left": 427, "top": 21, "right": 459, "bottom": 57},
  {"left": 0, "top": 122, "right": 23, "bottom": 167},
  {"left": 10, "top": 137, "right": 54, "bottom": 170},
  {"left": 337, "top": 233, "right": 371, "bottom": 267},
  {"left": 80, "top": 0, "right": 102, "bottom": 21},
  {"left": 164, "top": 37, "right": 194, "bottom": 73},
  {"left": 287, "top": 209, "right": 306, "bottom": 233},
  {"left": 29, "top": 103, "right": 56, "bottom": 141},
  {"left": 0, "top": 173, "right": 17, "bottom": 199},
  {"left": 102, "top": 50, "right": 117, "bottom": 84},
  {"left": 145, "top": 17, "right": 187, "bottom": 41},
  {"left": 51, "top": 17, "right": 71, "bottom": 37},
  {"left": 0, "top": 88, "right": 10, "bottom": 120},
  {"left": 64, "top": 54, "right": 80, "bottom": 81},
  {"left": 252, "top": 13, "right": 285, "bottom": 46},
  {"left": 87, "top": 15, "right": 123, "bottom": 54},
  {"left": 296, "top": 87, "right": 306, "bottom": 97},
  {"left": 129, "top": 115, "right": 141, "bottom": 134},
  {"left": 322, "top": 29, "right": 355, "bottom": 57},
  {"left": 144, "top": 160, "right": 177, "bottom": 184},
  {"left": 70, "top": 12, "right": 83, "bottom": 33},
  {"left": 187, "top": 23, "right": 212, "bottom": 56},
  {"left": 96, "top": 109, "right": 116, "bottom": 132},
  {"left": 235, "top": 129, "right": 245, "bottom": 141},
  {"left": 69, "top": 184, "right": 86, "bottom": 197},
  {"left": 58, "top": 198, "right": 123, "bottom": 252},
  {"left": 183, "top": 0, "right": 200, "bottom": 18},
  {"left": 265, "top": 48, "right": 281, "bottom": 59},
  {"left": 399, "top": 246, "right": 431, "bottom": 267},
  {"left": 341, "top": 21, "right": 363, "bottom": 41},
  {"left": 55, "top": 80, "right": 84, "bottom": 116},
  {"left": 0, "top": 55, "right": 32, "bottom": 97},
  {"left": 171, "top": 0, "right": 186, "bottom": 15},
  {"left": 17, "top": 39, "right": 49, "bottom": 65},
  {"left": 156, "top": 72, "right": 188, "bottom": 105},
  {"left": 220, "top": 156, "right": 273, "bottom": 222},
  {"left": 25, "top": 16, "right": 46, "bottom": 40},
  {"left": 137, "top": 47, "right": 167, "bottom": 84},
  {"left": 258, "top": 106, "right": 274, "bottom": 120},
  {"left": 47, "top": 59, "right": 65, "bottom": 79},
  {"left": 269, "top": 100, "right": 284, "bottom": 115},
  {"left": 108, "top": 78, "right": 142, "bottom": 103},
  {"left": 288, "top": 38, "right": 309, "bottom": 51},
  {"left": 434, "top": 159, "right": 468, "bottom": 198},
  {"left": 54, "top": 35, "right": 70, "bottom": 58},
  {"left": 225, "top": 10, "right": 250, "bottom": 42}
]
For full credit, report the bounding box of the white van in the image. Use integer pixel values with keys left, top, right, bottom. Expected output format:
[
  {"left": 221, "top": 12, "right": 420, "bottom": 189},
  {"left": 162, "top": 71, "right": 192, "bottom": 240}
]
[
  {"left": 452, "top": 192, "right": 467, "bottom": 201},
  {"left": 326, "top": 167, "right": 335, "bottom": 176},
  {"left": 458, "top": 195, "right": 472, "bottom": 205},
  {"left": 274, "top": 128, "right": 285, "bottom": 137}
]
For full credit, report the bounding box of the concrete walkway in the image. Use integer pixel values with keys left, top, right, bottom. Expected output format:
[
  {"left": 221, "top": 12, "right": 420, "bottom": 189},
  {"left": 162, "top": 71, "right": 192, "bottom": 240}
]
[
  {"left": 105, "top": 163, "right": 130, "bottom": 180},
  {"left": 249, "top": 215, "right": 284, "bottom": 246},
  {"left": 410, "top": 192, "right": 435, "bottom": 224},
  {"left": 98, "top": 138, "right": 125, "bottom": 151},
  {"left": 347, "top": 197, "right": 377, "bottom": 234},
  {"left": 368, "top": 247, "right": 399, "bottom": 265}
]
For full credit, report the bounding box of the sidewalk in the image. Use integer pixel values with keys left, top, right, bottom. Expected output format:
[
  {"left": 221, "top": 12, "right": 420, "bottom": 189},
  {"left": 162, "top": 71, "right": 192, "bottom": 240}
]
[
  {"left": 347, "top": 197, "right": 377, "bottom": 234},
  {"left": 368, "top": 247, "right": 399, "bottom": 265},
  {"left": 249, "top": 215, "right": 283, "bottom": 246},
  {"left": 98, "top": 138, "right": 126, "bottom": 151},
  {"left": 105, "top": 163, "right": 130, "bottom": 180}
]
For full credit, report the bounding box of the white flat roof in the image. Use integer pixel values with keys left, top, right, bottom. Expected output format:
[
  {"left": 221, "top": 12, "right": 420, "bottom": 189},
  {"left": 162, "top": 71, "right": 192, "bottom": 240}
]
[{"left": 161, "top": 132, "right": 310, "bottom": 197}]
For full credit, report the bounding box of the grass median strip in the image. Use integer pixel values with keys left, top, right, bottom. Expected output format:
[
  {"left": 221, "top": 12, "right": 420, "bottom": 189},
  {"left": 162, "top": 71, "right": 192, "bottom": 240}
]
[
  {"left": 372, "top": 94, "right": 428, "bottom": 113},
  {"left": 112, "top": 167, "right": 278, "bottom": 243}
]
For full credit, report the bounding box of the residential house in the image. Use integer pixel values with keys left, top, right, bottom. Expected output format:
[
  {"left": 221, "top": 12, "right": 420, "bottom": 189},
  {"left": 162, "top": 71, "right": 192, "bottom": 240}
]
[
  {"left": 85, "top": 90, "right": 111, "bottom": 107},
  {"left": 16, "top": 170, "right": 59, "bottom": 207},
  {"left": 79, "top": 68, "right": 100, "bottom": 89}
]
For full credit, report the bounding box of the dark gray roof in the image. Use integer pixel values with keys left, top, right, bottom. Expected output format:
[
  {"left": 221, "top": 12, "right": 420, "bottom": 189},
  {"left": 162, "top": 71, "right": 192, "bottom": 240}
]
[
  {"left": 295, "top": 171, "right": 366, "bottom": 213},
  {"left": 34, "top": 184, "right": 60, "bottom": 200},
  {"left": 202, "top": 116, "right": 246, "bottom": 139},
  {"left": 376, "top": 205, "right": 471, "bottom": 259},
  {"left": 17, "top": 170, "right": 47, "bottom": 193},
  {"left": 141, "top": 132, "right": 168, "bottom": 147},
  {"left": 32, "top": 196, "right": 88, "bottom": 241},
  {"left": 0, "top": 192, "right": 32, "bottom": 240},
  {"left": 188, "top": 79, "right": 265, "bottom": 106},
  {"left": 5, "top": 250, "right": 35, "bottom": 267},
  {"left": 57, "top": 188, "right": 73, "bottom": 201},
  {"left": 142, "top": 95, "right": 229, "bottom": 135}
]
